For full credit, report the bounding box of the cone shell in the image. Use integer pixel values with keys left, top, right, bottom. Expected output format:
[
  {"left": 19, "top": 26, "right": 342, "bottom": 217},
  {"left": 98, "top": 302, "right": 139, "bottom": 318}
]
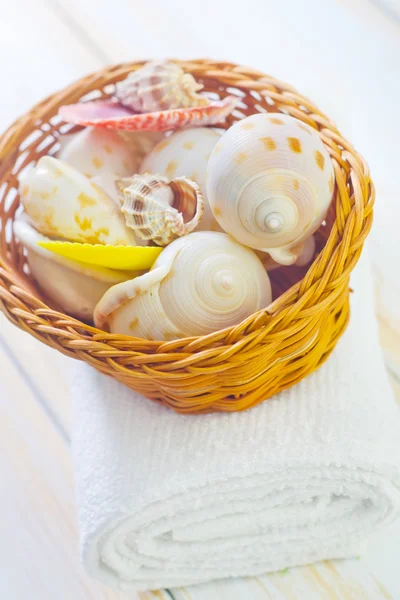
[
  {"left": 207, "top": 113, "right": 334, "bottom": 265},
  {"left": 117, "top": 173, "right": 204, "bottom": 246},
  {"left": 20, "top": 156, "right": 136, "bottom": 246},
  {"left": 14, "top": 218, "right": 134, "bottom": 321},
  {"left": 115, "top": 60, "right": 210, "bottom": 113},
  {"left": 94, "top": 231, "right": 272, "bottom": 340},
  {"left": 140, "top": 127, "right": 223, "bottom": 231}
]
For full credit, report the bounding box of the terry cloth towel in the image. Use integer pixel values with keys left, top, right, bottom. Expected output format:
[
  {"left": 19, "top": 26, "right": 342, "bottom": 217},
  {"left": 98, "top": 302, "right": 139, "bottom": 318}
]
[{"left": 71, "top": 256, "right": 400, "bottom": 591}]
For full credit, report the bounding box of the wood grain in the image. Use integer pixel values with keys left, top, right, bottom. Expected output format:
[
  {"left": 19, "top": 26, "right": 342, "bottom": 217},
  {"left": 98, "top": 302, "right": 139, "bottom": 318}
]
[
  {"left": 0, "top": 317, "right": 122, "bottom": 599},
  {"left": 0, "top": 0, "right": 399, "bottom": 597}
]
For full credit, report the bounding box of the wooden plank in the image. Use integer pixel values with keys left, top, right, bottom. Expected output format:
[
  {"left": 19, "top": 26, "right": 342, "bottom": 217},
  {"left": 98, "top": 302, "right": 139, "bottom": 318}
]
[
  {"left": 0, "top": 3, "right": 142, "bottom": 598},
  {"left": 0, "top": 0, "right": 101, "bottom": 132},
  {"left": 1, "top": 316, "right": 72, "bottom": 438},
  {"left": 169, "top": 559, "right": 393, "bottom": 599},
  {"left": 0, "top": 341, "right": 124, "bottom": 599},
  {"left": 367, "top": 0, "right": 400, "bottom": 25}
]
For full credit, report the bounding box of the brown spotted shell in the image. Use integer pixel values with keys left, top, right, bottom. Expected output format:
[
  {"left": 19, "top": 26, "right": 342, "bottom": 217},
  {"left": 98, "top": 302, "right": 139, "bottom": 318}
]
[
  {"left": 115, "top": 60, "right": 210, "bottom": 113},
  {"left": 20, "top": 156, "right": 136, "bottom": 246},
  {"left": 206, "top": 113, "right": 334, "bottom": 265},
  {"left": 117, "top": 173, "right": 204, "bottom": 246}
]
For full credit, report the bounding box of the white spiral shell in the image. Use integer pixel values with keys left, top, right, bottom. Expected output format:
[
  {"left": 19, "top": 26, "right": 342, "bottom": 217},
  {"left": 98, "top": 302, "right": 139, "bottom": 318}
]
[
  {"left": 115, "top": 60, "right": 209, "bottom": 113},
  {"left": 117, "top": 173, "right": 204, "bottom": 246},
  {"left": 206, "top": 113, "right": 334, "bottom": 265},
  {"left": 140, "top": 127, "right": 223, "bottom": 231},
  {"left": 94, "top": 231, "right": 272, "bottom": 340}
]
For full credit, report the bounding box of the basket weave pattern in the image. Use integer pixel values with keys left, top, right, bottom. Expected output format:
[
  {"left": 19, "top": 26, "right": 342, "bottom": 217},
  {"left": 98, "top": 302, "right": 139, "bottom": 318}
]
[{"left": 0, "top": 60, "right": 374, "bottom": 413}]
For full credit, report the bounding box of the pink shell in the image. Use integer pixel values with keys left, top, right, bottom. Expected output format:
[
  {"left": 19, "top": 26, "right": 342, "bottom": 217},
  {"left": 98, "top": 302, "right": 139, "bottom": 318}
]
[{"left": 59, "top": 97, "right": 238, "bottom": 132}]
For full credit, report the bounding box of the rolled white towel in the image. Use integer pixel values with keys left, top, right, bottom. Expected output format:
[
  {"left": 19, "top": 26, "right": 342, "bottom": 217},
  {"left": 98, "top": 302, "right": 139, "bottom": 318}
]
[{"left": 71, "top": 255, "right": 400, "bottom": 591}]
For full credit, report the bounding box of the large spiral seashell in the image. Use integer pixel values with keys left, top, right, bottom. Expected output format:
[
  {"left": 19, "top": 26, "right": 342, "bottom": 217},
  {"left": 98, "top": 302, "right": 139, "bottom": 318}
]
[
  {"left": 206, "top": 113, "right": 334, "bottom": 265},
  {"left": 94, "top": 231, "right": 272, "bottom": 340},
  {"left": 117, "top": 173, "right": 204, "bottom": 246},
  {"left": 116, "top": 60, "right": 210, "bottom": 113}
]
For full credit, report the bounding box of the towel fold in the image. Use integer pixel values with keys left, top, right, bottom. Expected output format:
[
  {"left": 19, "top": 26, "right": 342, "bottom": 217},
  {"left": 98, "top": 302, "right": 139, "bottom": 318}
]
[{"left": 71, "top": 256, "right": 400, "bottom": 592}]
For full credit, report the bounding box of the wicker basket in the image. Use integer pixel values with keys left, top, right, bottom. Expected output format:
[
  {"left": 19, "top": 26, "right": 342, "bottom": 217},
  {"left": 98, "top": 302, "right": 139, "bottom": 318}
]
[{"left": 0, "top": 59, "right": 374, "bottom": 414}]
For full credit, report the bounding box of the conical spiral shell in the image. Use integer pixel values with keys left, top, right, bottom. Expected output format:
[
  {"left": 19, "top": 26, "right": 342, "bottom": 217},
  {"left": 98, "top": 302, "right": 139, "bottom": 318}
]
[
  {"left": 206, "top": 113, "right": 334, "bottom": 265},
  {"left": 117, "top": 173, "right": 204, "bottom": 246},
  {"left": 94, "top": 231, "right": 272, "bottom": 340},
  {"left": 116, "top": 60, "right": 210, "bottom": 113}
]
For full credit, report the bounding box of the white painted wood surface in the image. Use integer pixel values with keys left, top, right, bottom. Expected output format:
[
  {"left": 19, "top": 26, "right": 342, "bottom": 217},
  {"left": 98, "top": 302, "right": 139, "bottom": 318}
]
[{"left": 1, "top": 1, "right": 399, "bottom": 598}]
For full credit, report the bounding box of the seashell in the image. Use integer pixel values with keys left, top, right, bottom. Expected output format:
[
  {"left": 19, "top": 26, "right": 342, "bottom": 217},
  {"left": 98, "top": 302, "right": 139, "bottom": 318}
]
[
  {"left": 20, "top": 156, "right": 136, "bottom": 246},
  {"left": 14, "top": 218, "right": 134, "bottom": 321},
  {"left": 140, "top": 127, "right": 223, "bottom": 231},
  {"left": 117, "top": 130, "right": 165, "bottom": 162},
  {"left": 258, "top": 234, "right": 316, "bottom": 271},
  {"left": 37, "top": 240, "right": 162, "bottom": 270},
  {"left": 115, "top": 60, "right": 210, "bottom": 113},
  {"left": 292, "top": 234, "right": 316, "bottom": 267},
  {"left": 206, "top": 113, "right": 334, "bottom": 265},
  {"left": 94, "top": 231, "right": 272, "bottom": 340},
  {"left": 58, "top": 127, "right": 138, "bottom": 178},
  {"left": 117, "top": 173, "right": 204, "bottom": 246},
  {"left": 89, "top": 171, "right": 148, "bottom": 247},
  {"left": 90, "top": 171, "right": 120, "bottom": 205},
  {"left": 58, "top": 95, "right": 238, "bottom": 133}
]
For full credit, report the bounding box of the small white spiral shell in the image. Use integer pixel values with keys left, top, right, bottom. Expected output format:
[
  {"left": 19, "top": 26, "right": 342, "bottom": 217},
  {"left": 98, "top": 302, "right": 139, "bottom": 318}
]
[
  {"left": 206, "top": 113, "right": 334, "bottom": 265},
  {"left": 94, "top": 231, "right": 272, "bottom": 340}
]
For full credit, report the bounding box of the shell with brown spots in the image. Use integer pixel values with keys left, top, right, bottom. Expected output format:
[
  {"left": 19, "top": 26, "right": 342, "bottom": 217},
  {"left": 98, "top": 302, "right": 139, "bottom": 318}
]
[
  {"left": 288, "top": 137, "right": 302, "bottom": 153},
  {"left": 315, "top": 150, "right": 325, "bottom": 170},
  {"left": 260, "top": 137, "right": 276, "bottom": 151},
  {"left": 165, "top": 160, "right": 178, "bottom": 178}
]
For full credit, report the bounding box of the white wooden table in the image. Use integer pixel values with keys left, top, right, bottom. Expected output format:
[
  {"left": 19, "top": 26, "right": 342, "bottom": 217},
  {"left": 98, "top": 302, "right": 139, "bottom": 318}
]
[{"left": 1, "top": 1, "right": 400, "bottom": 598}]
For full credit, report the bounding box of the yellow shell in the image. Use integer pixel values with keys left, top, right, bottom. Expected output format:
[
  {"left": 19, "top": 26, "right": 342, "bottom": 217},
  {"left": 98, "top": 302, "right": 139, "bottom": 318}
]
[
  {"left": 14, "top": 219, "right": 135, "bottom": 321},
  {"left": 37, "top": 241, "right": 162, "bottom": 270}
]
